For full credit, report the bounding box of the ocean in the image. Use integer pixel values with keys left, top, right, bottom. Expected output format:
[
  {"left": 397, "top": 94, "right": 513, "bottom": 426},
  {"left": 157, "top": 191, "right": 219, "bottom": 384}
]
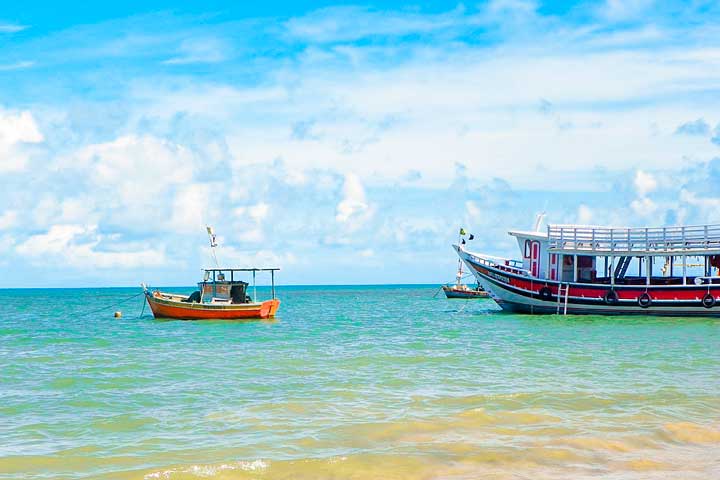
[{"left": 1, "top": 285, "right": 719, "bottom": 479}]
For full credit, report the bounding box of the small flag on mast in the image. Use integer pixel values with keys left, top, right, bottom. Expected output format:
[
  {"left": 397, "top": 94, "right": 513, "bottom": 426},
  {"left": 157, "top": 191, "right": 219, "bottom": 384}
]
[
  {"left": 459, "top": 228, "right": 467, "bottom": 235},
  {"left": 206, "top": 226, "right": 218, "bottom": 247},
  {"left": 469, "top": 234, "right": 474, "bottom": 240}
]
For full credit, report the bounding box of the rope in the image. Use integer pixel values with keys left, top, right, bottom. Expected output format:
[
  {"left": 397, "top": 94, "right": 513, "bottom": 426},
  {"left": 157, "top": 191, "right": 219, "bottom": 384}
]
[
  {"left": 138, "top": 296, "right": 147, "bottom": 318},
  {"left": 82, "top": 291, "right": 145, "bottom": 317}
]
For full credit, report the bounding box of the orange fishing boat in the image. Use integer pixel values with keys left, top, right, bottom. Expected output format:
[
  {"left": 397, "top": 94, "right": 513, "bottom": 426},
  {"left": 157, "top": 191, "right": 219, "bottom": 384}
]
[
  {"left": 143, "top": 268, "right": 280, "bottom": 320},
  {"left": 142, "top": 227, "right": 280, "bottom": 320}
]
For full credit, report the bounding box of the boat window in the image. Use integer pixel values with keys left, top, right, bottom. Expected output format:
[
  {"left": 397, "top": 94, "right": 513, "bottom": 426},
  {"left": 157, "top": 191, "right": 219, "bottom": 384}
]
[{"left": 524, "top": 240, "right": 531, "bottom": 258}]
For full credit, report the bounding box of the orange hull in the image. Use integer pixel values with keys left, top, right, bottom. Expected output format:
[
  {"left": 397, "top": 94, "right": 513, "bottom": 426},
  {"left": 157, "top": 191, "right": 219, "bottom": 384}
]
[{"left": 145, "top": 292, "right": 280, "bottom": 320}]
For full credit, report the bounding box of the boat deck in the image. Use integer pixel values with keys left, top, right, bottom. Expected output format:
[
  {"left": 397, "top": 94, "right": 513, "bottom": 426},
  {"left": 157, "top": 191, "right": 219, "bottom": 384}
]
[{"left": 548, "top": 224, "right": 720, "bottom": 255}]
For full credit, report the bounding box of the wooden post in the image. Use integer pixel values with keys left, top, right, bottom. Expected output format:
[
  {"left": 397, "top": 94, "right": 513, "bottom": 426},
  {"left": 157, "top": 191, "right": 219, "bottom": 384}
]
[
  {"left": 573, "top": 254, "right": 578, "bottom": 283},
  {"left": 559, "top": 254, "right": 564, "bottom": 282},
  {"left": 670, "top": 256, "right": 674, "bottom": 277},
  {"left": 271, "top": 270, "right": 275, "bottom": 299},
  {"left": 604, "top": 256, "right": 608, "bottom": 278}
]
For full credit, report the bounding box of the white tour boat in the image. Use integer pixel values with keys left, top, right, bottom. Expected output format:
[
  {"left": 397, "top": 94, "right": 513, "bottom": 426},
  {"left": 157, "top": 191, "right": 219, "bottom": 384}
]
[{"left": 455, "top": 223, "right": 720, "bottom": 315}]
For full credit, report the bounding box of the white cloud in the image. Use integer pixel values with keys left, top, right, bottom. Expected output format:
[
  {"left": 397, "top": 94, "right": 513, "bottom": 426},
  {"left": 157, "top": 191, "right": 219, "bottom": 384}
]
[
  {"left": 204, "top": 244, "right": 297, "bottom": 270},
  {"left": 284, "top": 6, "right": 467, "bottom": 43},
  {"left": 61, "top": 134, "right": 203, "bottom": 233},
  {"left": 16, "top": 224, "right": 167, "bottom": 269},
  {"left": 168, "top": 183, "right": 212, "bottom": 233},
  {"left": 0, "top": 210, "right": 18, "bottom": 230},
  {"left": 4, "top": 4, "right": 720, "bottom": 285},
  {"left": 335, "top": 173, "right": 373, "bottom": 229},
  {"left": 577, "top": 204, "right": 593, "bottom": 224},
  {"left": 630, "top": 196, "right": 658, "bottom": 217},
  {"left": 249, "top": 203, "right": 269, "bottom": 222},
  {"left": 466, "top": 201, "right": 481, "bottom": 219},
  {"left": 231, "top": 202, "right": 271, "bottom": 243},
  {"left": 0, "top": 23, "right": 27, "bottom": 33},
  {"left": 634, "top": 170, "right": 658, "bottom": 197},
  {"left": 600, "top": 0, "right": 655, "bottom": 21},
  {"left": 0, "top": 61, "right": 35, "bottom": 71},
  {"left": 0, "top": 109, "right": 44, "bottom": 173},
  {"left": 0, "top": 234, "right": 14, "bottom": 254},
  {"left": 163, "top": 37, "right": 228, "bottom": 65}
]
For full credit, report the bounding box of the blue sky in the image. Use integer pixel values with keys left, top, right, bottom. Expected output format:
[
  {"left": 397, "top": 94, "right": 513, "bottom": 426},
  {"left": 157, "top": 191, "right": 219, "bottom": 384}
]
[{"left": 2, "top": 1, "right": 720, "bottom": 287}]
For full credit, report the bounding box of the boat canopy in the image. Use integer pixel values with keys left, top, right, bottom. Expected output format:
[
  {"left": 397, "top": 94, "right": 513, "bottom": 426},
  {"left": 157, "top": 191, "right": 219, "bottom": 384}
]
[
  {"left": 547, "top": 224, "right": 720, "bottom": 256},
  {"left": 201, "top": 268, "right": 280, "bottom": 303}
]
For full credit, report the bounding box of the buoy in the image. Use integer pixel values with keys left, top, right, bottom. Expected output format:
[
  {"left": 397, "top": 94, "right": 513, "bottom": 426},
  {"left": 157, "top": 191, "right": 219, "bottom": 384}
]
[{"left": 114, "top": 311, "right": 122, "bottom": 318}]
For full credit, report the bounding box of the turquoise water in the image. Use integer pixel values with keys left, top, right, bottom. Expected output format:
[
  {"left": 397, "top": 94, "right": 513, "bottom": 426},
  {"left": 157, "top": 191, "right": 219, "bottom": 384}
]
[{"left": 1, "top": 285, "right": 719, "bottom": 479}]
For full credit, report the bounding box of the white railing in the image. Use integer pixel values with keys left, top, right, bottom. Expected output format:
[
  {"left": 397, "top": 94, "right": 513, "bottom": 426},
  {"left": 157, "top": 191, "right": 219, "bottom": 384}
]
[
  {"left": 464, "top": 251, "right": 529, "bottom": 276},
  {"left": 547, "top": 224, "right": 720, "bottom": 254}
]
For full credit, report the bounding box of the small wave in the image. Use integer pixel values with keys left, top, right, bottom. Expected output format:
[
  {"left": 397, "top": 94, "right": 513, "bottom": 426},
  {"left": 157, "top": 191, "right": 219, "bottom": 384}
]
[
  {"left": 662, "top": 422, "right": 720, "bottom": 444},
  {"left": 559, "top": 436, "right": 637, "bottom": 452},
  {"left": 144, "top": 459, "right": 268, "bottom": 479}
]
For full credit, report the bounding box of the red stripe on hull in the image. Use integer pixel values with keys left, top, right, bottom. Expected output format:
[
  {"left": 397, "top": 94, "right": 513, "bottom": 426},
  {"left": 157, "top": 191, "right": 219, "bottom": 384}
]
[
  {"left": 471, "top": 264, "right": 720, "bottom": 301},
  {"left": 466, "top": 260, "right": 720, "bottom": 315}
]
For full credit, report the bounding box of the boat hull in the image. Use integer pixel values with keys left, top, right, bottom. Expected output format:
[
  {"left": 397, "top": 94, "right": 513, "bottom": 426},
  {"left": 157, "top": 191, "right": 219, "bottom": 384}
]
[
  {"left": 145, "top": 292, "right": 280, "bottom": 320},
  {"left": 442, "top": 286, "right": 490, "bottom": 299},
  {"left": 456, "top": 247, "right": 720, "bottom": 316}
]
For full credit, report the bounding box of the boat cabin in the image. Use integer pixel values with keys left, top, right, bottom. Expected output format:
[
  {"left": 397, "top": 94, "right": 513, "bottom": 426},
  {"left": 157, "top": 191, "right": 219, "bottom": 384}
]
[
  {"left": 197, "top": 268, "right": 279, "bottom": 304},
  {"left": 510, "top": 224, "right": 720, "bottom": 286}
]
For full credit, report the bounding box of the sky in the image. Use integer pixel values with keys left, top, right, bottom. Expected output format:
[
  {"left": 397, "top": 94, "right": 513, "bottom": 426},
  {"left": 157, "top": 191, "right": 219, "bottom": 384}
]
[{"left": 1, "top": 0, "right": 720, "bottom": 287}]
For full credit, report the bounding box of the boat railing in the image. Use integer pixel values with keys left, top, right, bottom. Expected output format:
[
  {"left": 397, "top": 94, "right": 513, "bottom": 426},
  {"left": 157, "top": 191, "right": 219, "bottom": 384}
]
[
  {"left": 548, "top": 224, "right": 720, "bottom": 254},
  {"left": 694, "top": 276, "right": 720, "bottom": 285},
  {"left": 464, "top": 251, "right": 529, "bottom": 276}
]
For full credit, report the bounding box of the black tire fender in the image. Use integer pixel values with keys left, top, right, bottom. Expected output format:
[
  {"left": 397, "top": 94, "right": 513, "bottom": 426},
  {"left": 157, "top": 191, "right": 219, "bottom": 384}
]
[
  {"left": 604, "top": 290, "right": 619, "bottom": 305},
  {"left": 538, "top": 286, "right": 552, "bottom": 301},
  {"left": 702, "top": 293, "right": 715, "bottom": 309},
  {"left": 637, "top": 292, "right": 651, "bottom": 308}
]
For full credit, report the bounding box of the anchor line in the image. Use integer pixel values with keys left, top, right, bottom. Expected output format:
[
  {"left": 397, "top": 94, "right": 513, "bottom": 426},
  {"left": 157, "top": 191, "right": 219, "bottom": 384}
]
[{"left": 82, "top": 291, "right": 145, "bottom": 317}]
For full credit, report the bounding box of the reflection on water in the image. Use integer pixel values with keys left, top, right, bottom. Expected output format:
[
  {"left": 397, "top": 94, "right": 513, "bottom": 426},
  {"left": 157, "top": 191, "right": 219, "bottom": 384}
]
[{"left": 1, "top": 286, "right": 719, "bottom": 479}]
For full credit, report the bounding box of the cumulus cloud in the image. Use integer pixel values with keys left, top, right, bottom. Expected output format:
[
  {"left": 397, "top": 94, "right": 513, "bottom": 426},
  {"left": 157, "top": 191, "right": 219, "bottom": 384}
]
[
  {"left": 62, "top": 134, "right": 203, "bottom": 233},
  {"left": 4, "top": 3, "right": 720, "bottom": 285},
  {"left": 630, "top": 196, "right": 658, "bottom": 217},
  {"left": 0, "top": 109, "right": 43, "bottom": 173},
  {"left": 713, "top": 125, "right": 720, "bottom": 146},
  {"left": 231, "top": 202, "right": 271, "bottom": 243},
  {"left": 675, "top": 118, "right": 711, "bottom": 136},
  {"left": 634, "top": 170, "right": 657, "bottom": 197},
  {"left": 16, "top": 224, "right": 167, "bottom": 269},
  {"left": 335, "top": 173, "right": 374, "bottom": 229}
]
